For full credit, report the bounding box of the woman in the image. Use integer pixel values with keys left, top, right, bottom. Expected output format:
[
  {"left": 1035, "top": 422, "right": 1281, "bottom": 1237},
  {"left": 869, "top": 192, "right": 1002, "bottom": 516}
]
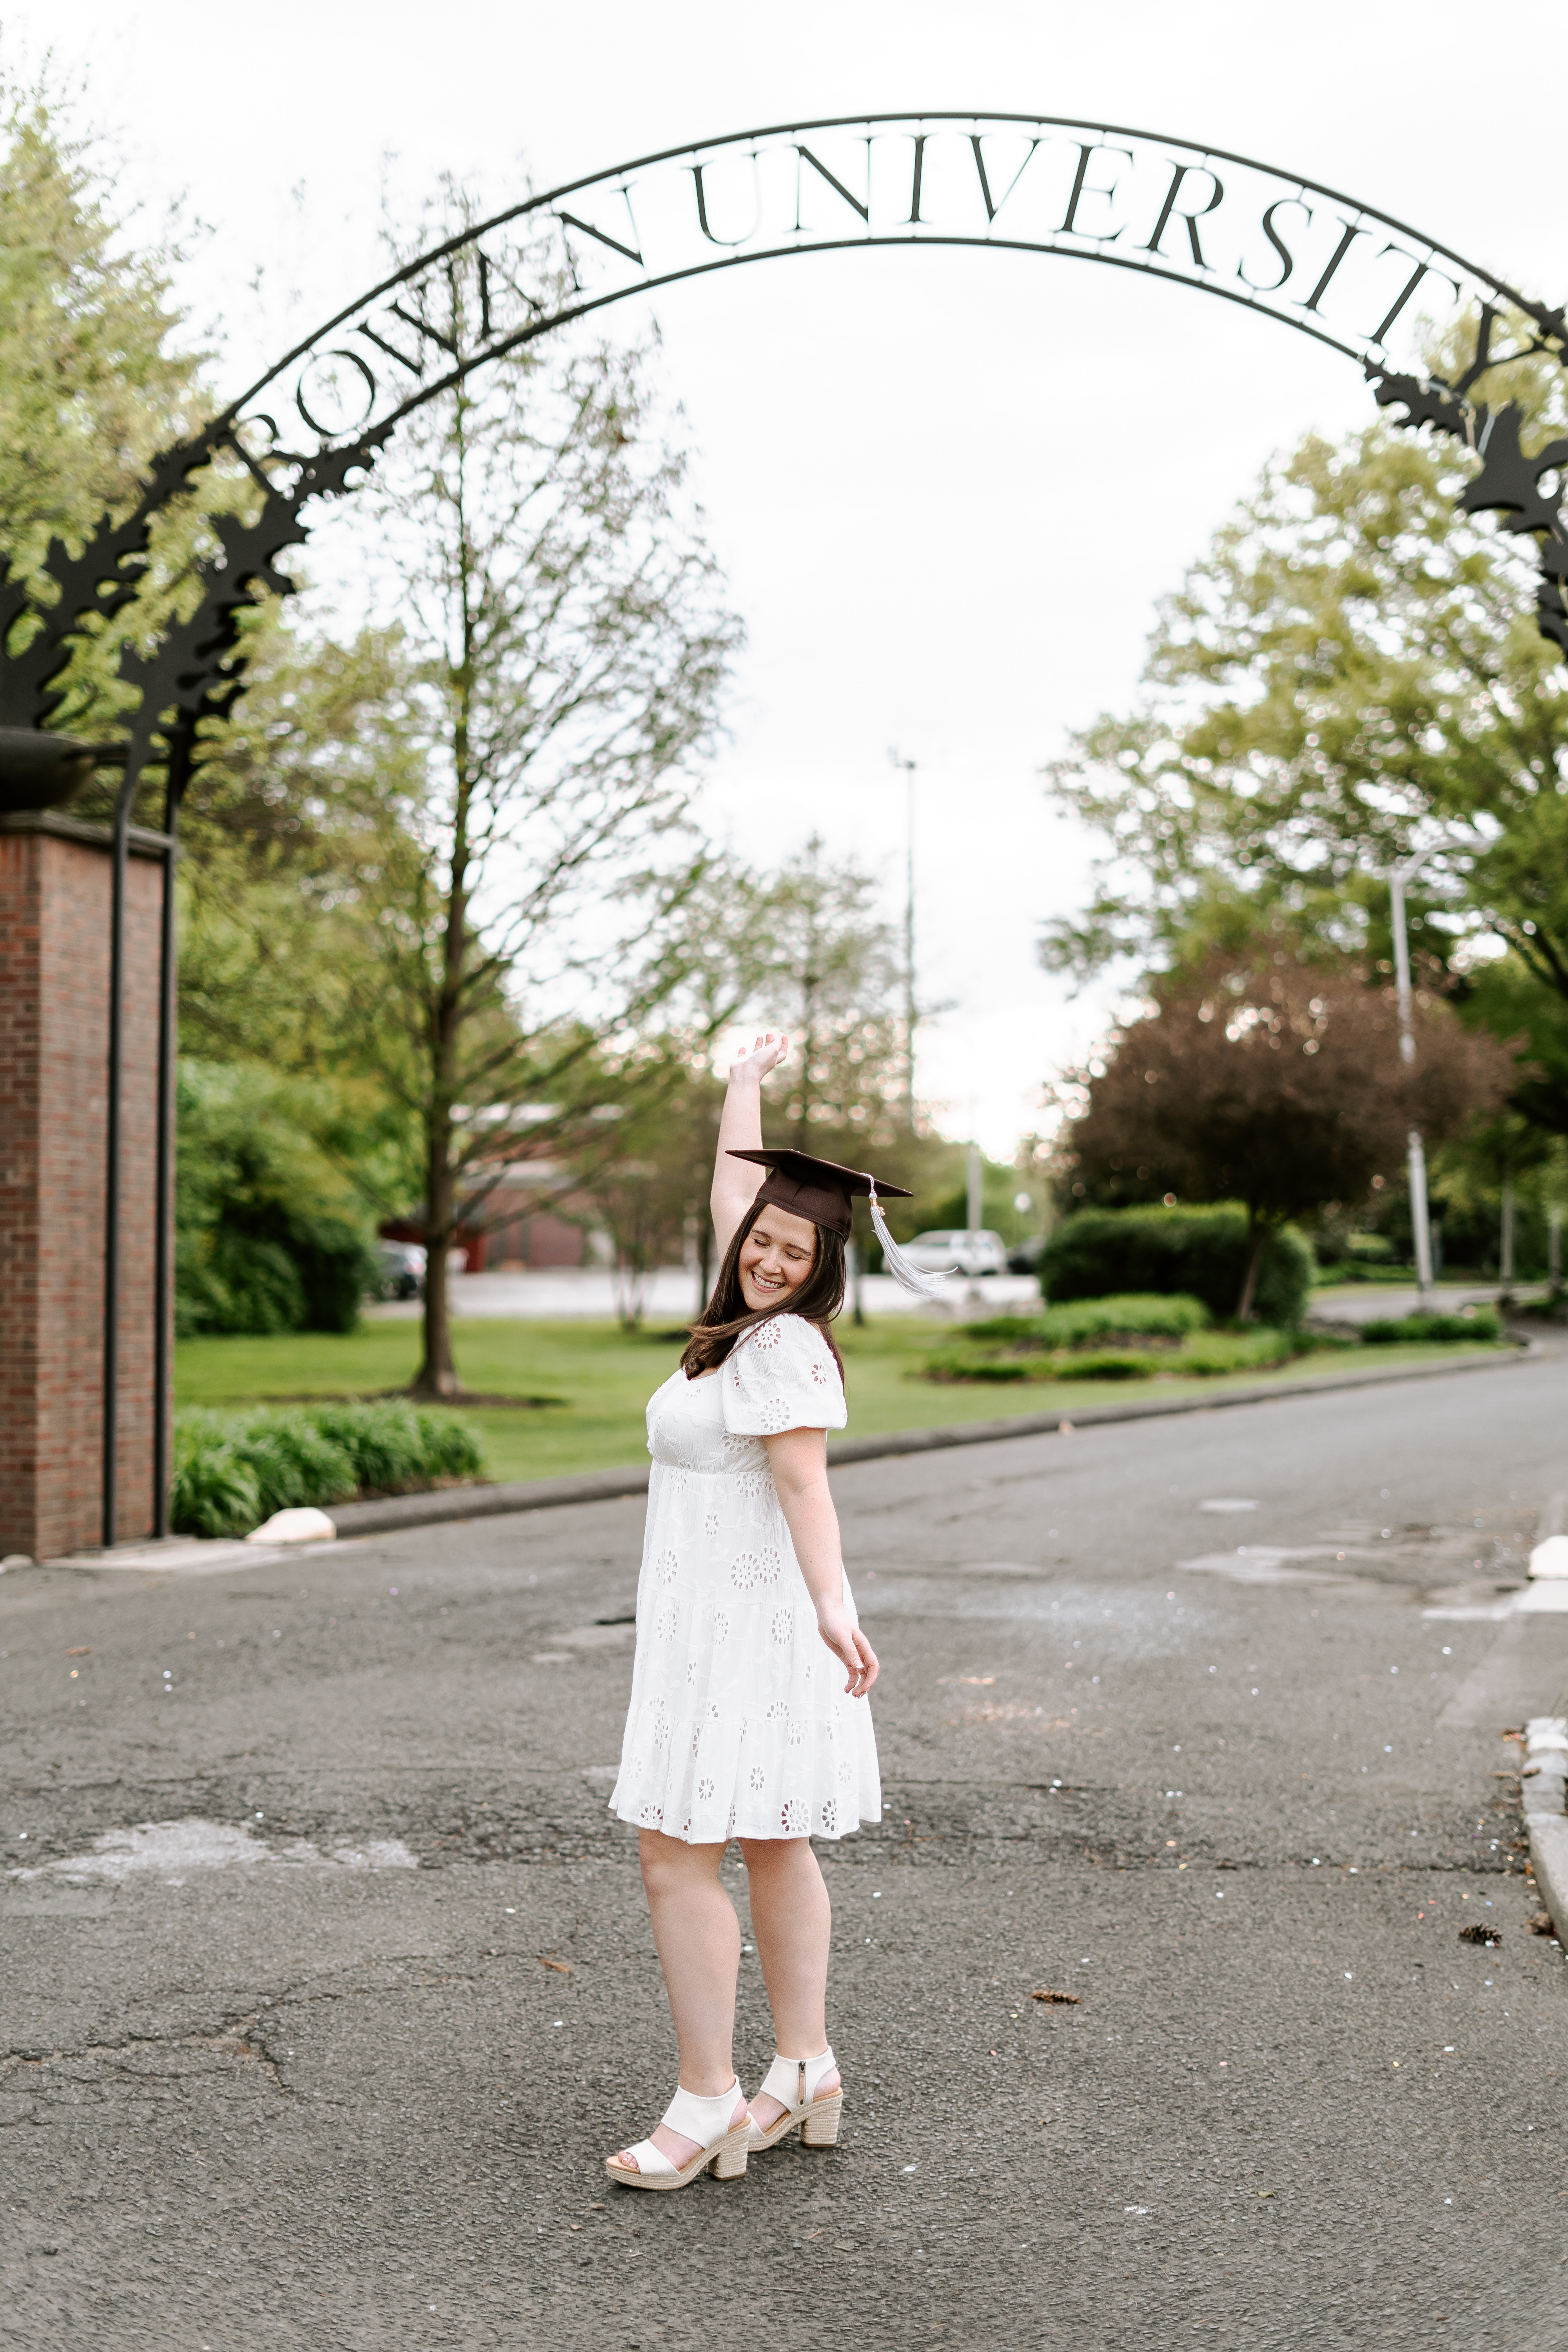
[{"left": 604, "top": 1031, "right": 913, "bottom": 2190}]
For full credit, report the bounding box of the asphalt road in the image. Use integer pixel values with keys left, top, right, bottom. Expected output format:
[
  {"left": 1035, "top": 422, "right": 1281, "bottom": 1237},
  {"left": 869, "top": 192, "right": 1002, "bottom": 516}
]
[{"left": 5, "top": 1347, "right": 1568, "bottom": 2352}]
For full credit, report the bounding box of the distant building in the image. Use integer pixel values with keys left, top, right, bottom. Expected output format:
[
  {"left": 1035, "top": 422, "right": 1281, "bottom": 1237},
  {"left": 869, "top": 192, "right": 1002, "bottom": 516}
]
[{"left": 380, "top": 1125, "right": 611, "bottom": 1272}]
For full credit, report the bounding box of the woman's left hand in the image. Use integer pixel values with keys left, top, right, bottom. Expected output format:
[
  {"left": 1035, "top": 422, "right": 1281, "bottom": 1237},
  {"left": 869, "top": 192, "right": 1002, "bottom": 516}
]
[
  {"left": 728, "top": 1030, "right": 789, "bottom": 1087},
  {"left": 816, "top": 1602, "right": 878, "bottom": 1697}
]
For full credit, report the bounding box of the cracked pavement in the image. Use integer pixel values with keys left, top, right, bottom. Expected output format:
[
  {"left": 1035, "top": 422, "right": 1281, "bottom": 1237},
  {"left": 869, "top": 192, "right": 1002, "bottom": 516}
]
[{"left": 4, "top": 1347, "right": 1568, "bottom": 2350}]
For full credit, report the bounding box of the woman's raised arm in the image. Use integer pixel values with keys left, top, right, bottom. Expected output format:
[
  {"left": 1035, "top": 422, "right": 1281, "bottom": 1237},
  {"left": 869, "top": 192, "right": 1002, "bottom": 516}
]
[
  {"left": 763, "top": 1425, "right": 878, "bottom": 1697},
  {"left": 711, "top": 1031, "right": 789, "bottom": 1259}
]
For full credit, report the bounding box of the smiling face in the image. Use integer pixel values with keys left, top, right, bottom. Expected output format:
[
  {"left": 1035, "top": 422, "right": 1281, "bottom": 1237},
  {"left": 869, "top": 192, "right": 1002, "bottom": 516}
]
[{"left": 737, "top": 1203, "right": 820, "bottom": 1312}]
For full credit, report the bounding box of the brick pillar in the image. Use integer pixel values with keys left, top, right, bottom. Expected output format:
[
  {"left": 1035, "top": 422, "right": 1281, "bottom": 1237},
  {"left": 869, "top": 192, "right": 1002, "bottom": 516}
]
[{"left": 0, "top": 812, "right": 167, "bottom": 1559}]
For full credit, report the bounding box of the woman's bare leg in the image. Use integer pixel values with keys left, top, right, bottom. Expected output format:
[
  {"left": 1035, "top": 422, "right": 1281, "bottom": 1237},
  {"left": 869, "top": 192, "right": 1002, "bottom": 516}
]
[
  {"left": 739, "top": 1836, "right": 841, "bottom": 2127},
  {"left": 616, "top": 1830, "right": 749, "bottom": 2170}
]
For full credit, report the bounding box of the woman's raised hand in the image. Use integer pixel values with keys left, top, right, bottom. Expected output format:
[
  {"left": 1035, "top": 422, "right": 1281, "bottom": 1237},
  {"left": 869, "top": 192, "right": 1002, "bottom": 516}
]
[{"left": 728, "top": 1031, "right": 789, "bottom": 1087}]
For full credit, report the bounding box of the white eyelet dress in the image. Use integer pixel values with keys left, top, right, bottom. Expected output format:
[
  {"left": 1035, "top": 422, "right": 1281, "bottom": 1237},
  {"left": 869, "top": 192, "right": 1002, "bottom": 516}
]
[{"left": 608, "top": 1313, "right": 882, "bottom": 1845}]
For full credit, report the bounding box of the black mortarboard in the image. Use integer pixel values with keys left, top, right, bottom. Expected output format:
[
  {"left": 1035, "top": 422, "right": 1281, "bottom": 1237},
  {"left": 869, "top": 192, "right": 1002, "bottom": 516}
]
[{"left": 726, "top": 1147, "right": 913, "bottom": 1240}]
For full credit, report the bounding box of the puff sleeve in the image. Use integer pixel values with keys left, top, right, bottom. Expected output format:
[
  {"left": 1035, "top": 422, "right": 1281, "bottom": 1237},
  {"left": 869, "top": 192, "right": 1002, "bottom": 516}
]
[{"left": 721, "top": 1314, "right": 847, "bottom": 1436}]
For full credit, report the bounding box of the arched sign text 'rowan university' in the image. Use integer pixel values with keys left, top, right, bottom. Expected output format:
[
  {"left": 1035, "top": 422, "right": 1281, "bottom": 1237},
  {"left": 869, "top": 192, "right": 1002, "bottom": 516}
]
[
  {"left": 4, "top": 112, "right": 1567, "bottom": 769},
  {"left": 260, "top": 119, "right": 1521, "bottom": 437}
]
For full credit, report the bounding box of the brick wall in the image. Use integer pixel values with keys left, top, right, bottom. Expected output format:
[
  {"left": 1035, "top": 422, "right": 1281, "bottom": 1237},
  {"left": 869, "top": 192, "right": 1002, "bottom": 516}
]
[
  {"left": 0, "top": 819, "right": 166, "bottom": 1559},
  {"left": 487, "top": 1210, "right": 586, "bottom": 1268}
]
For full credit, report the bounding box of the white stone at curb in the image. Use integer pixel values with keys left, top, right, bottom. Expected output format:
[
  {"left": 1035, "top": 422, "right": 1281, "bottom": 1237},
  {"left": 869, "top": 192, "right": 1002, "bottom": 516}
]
[
  {"left": 246, "top": 1507, "right": 338, "bottom": 1545},
  {"left": 1522, "top": 1718, "right": 1568, "bottom": 1942},
  {"left": 1528, "top": 1534, "right": 1568, "bottom": 1579}
]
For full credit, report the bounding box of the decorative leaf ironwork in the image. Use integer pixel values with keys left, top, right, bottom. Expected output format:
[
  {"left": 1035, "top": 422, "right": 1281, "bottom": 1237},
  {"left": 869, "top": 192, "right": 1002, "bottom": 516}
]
[
  {"left": 1459, "top": 405, "right": 1568, "bottom": 539},
  {"left": 1365, "top": 366, "right": 1472, "bottom": 443},
  {"left": 0, "top": 423, "right": 390, "bottom": 760}
]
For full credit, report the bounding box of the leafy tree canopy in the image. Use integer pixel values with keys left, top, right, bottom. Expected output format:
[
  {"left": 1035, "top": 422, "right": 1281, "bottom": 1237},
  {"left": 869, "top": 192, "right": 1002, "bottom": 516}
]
[
  {"left": 1060, "top": 949, "right": 1515, "bottom": 1315},
  {"left": 1041, "top": 323, "right": 1568, "bottom": 1131},
  {"left": 0, "top": 91, "right": 202, "bottom": 571}
]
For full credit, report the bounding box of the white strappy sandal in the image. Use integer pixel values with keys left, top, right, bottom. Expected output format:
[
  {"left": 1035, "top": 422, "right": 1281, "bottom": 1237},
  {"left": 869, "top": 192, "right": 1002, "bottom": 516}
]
[
  {"left": 604, "top": 2079, "right": 753, "bottom": 2191},
  {"left": 746, "top": 2047, "right": 843, "bottom": 2152}
]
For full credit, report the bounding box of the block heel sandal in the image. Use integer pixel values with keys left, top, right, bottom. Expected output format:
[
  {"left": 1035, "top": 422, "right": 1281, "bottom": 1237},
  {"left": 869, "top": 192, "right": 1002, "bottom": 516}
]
[
  {"left": 605, "top": 2079, "right": 752, "bottom": 2191},
  {"left": 746, "top": 2048, "right": 843, "bottom": 2152}
]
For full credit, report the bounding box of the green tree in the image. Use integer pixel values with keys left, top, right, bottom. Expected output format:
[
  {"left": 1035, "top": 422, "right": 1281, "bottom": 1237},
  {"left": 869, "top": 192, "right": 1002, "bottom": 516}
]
[
  {"left": 1040, "top": 329, "right": 1568, "bottom": 1130},
  {"left": 175, "top": 624, "right": 428, "bottom": 1086},
  {"left": 0, "top": 89, "right": 401, "bottom": 1336},
  {"left": 169, "top": 618, "right": 435, "bottom": 1269},
  {"left": 579, "top": 1049, "right": 725, "bottom": 1328},
  {"left": 569, "top": 835, "right": 934, "bottom": 1319},
  {"left": 0, "top": 93, "right": 205, "bottom": 587},
  {"left": 323, "top": 190, "right": 742, "bottom": 1397},
  {"left": 736, "top": 833, "right": 907, "bottom": 1161},
  {"left": 1059, "top": 951, "right": 1514, "bottom": 1317}
]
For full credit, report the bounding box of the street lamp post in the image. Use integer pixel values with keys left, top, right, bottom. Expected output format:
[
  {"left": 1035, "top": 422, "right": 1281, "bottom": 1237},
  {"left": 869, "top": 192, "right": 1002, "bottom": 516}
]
[
  {"left": 1387, "top": 855, "right": 1436, "bottom": 1308},
  {"left": 1387, "top": 838, "right": 1470, "bottom": 1309},
  {"left": 888, "top": 749, "right": 917, "bottom": 1132}
]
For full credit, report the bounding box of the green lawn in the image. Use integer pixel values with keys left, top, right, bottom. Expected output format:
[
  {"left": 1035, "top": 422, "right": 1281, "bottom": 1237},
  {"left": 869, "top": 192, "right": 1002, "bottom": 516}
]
[{"left": 174, "top": 1317, "right": 1512, "bottom": 1485}]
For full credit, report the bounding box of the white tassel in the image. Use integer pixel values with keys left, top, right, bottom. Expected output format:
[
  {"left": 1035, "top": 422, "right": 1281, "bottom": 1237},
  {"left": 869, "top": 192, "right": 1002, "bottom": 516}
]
[{"left": 867, "top": 1181, "right": 953, "bottom": 1298}]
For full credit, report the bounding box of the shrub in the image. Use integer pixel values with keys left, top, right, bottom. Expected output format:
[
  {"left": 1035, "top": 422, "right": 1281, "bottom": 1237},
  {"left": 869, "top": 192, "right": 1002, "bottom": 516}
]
[
  {"left": 922, "top": 1316, "right": 1320, "bottom": 1386},
  {"left": 169, "top": 1400, "right": 487, "bottom": 1537},
  {"left": 307, "top": 1400, "right": 434, "bottom": 1494},
  {"left": 1042, "top": 1292, "right": 1211, "bottom": 1347},
  {"left": 232, "top": 1413, "right": 361, "bottom": 1519},
  {"left": 1041, "top": 1208, "right": 1314, "bottom": 1327},
  {"left": 964, "top": 1294, "right": 1211, "bottom": 1349},
  {"left": 923, "top": 1345, "right": 1158, "bottom": 1383},
  {"left": 1172, "top": 1328, "right": 1297, "bottom": 1376},
  {"left": 169, "top": 1417, "right": 262, "bottom": 1539},
  {"left": 922, "top": 1351, "right": 1033, "bottom": 1383},
  {"left": 175, "top": 1231, "right": 306, "bottom": 1338},
  {"left": 1361, "top": 1308, "right": 1503, "bottom": 1345},
  {"left": 174, "top": 1063, "right": 382, "bottom": 1338},
  {"left": 408, "top": 1410, "right": 487, "bottom": 1483},
  {"left": 922, "top": 1327, "right": 1302, "bottom": 1385},
  {"left": 1049, "top": 1348, "right": 1159, "bottom": 1380}
]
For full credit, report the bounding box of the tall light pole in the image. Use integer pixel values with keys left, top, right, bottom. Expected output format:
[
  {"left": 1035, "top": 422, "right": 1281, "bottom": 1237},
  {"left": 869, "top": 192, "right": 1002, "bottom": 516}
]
[
  {"left": 888, "top": 748, "right": 917, "bottom": 1132},
  {"left": 1387, "top": 839, "right": 1465, "bottom": 1308}
]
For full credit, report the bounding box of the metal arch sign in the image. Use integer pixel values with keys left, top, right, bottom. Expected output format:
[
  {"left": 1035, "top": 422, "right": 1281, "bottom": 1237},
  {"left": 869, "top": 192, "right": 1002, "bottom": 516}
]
[
  {"left": 238, "top": 114, "right": 1555, "bottom": 442},
  {"left": 5, "top": 112, "right": 1568, "bottom": 760}
]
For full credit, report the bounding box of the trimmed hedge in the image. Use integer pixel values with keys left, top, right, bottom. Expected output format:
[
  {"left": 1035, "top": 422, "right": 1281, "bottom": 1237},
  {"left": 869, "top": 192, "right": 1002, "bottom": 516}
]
[
  {"left": 1361, "top": 1308, "right": 1502, "bottom": 1345},
  {"left": 171, "top": 1400, "right": 485, "bottom": 1538},
  {"left": 1042, "top": 1292, "right": 1211, "bottom": 1347},
  {"left": 922, "top": 1323, "right": 1313, "bottom": 1385},
  {"left": 1041, "top": 1207, "right": 1314, "bottom": 1326}
]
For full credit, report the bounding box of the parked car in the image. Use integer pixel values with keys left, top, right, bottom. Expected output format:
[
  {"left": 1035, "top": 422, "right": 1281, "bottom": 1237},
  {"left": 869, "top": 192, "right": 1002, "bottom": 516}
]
[
  {"left": 1006, "top": 1234, "right": 1047, "bottom": 1276},
  {"left": 897, "top": 1229, "right": 1011, "bottom": 1277},
  {"left": 374, "top": 1240, "right": 426, "bottom": 1300}
]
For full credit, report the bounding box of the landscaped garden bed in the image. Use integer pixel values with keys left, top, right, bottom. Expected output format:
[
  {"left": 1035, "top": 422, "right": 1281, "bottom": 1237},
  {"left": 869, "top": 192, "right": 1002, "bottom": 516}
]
[
  {"left": 916, "top": 1294, "right": 1503, "bottom": 1385},
  {"left": 172, "top": 1309, "right": 1517, "bottom": 1499},
  {"left": 172, "top": 1399, "right": 486, "bottom": 1537}
]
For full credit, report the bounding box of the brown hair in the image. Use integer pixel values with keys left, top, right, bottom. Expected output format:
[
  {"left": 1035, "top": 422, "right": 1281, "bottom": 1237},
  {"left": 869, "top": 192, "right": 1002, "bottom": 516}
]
[{"left": 679, "top": 1198, "right": 847, "bottom": 1379}]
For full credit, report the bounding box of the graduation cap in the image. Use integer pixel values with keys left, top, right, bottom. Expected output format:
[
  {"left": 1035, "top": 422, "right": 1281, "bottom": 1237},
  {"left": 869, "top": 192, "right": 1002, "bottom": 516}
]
[{"left": 726, "top": 1148, "right": 951, "bottom": 1296}]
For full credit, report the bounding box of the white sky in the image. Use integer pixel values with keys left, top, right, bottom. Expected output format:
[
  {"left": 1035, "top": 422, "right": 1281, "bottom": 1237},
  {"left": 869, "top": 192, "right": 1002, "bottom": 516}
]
[{"left": 25, "top": 0, "right": 1567, "bottom": 1154}]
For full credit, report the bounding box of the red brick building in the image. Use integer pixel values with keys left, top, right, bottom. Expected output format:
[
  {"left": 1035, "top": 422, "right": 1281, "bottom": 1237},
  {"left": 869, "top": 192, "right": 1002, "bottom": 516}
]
[
  {"left": 381, "top": 1150, "right": 599, "bottom": 1273},
  {"left": 0, "top": 812, "right": 166, "bottom": 1559}
]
